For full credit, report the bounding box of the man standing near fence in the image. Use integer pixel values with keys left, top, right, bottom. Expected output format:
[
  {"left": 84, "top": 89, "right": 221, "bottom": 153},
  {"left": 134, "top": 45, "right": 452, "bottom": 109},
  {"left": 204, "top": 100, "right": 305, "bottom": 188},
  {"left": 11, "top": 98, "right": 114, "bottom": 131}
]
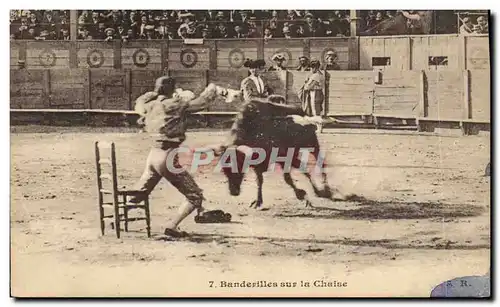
[{"left": 300, "top": 58, "right": 325, "bottom": 133}]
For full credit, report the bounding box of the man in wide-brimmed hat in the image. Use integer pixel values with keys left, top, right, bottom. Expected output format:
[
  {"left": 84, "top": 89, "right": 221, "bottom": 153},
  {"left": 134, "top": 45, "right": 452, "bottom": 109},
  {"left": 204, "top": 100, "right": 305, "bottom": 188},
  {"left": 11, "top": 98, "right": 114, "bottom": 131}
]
[
  {"left": 233, "top": 24, "right": 247, "bottom": 38},
  {"left": 268, "top": 53, "right": 287, "bottom": 71},
  {"left": 300, "top": 58, "right": 324, "bottom": 132},
  {"left": 324, "top": 50, "right": 340, "bottom": 70},
  {"left": 104, "top": 27, "right": 115, "bottom": 41},
  {"left": 296, "top": 55, "right": 311, "bottom": 71}
]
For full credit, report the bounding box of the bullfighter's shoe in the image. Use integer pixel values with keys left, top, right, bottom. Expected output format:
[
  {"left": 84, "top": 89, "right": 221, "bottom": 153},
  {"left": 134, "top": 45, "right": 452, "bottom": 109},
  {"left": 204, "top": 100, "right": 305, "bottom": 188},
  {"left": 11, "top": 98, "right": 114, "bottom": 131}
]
[{"left": 164, "top": 227, "right": 189, "bottom": 238}]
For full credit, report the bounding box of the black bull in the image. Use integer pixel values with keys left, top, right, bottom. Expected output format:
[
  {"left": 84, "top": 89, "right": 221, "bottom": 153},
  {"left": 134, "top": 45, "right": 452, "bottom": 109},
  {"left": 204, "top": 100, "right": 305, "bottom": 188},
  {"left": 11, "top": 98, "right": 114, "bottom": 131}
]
[{"left": 219, "top": 99, "right": 337, "bottom": 208}]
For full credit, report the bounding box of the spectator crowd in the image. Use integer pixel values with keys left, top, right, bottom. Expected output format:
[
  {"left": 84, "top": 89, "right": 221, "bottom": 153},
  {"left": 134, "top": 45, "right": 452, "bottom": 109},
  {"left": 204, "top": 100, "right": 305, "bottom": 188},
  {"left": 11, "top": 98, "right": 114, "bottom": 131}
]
[
  {"left": 10, "top": 10, "right": 489, "bottom": 41},
  {"left": 10, "top": 10, "right": 70, "bottom": 40},
  {"left": 458, "top": 15, "right": 489, "bottom": 35}
]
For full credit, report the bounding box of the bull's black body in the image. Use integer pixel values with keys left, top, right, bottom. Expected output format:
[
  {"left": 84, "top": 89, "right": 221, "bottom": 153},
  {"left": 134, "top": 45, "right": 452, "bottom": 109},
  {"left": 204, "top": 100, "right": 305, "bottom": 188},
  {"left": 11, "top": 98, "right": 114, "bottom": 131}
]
[{"left": 221, "top": 99, "right": 333, "bottom": 208}]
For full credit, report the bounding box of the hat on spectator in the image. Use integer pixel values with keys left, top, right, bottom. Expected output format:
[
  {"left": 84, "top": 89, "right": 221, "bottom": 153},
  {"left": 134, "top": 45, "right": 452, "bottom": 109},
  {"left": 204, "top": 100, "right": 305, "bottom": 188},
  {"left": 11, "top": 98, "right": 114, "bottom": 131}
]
[
  {"left": 298, "top": 56, "right": 309, "bottom": 61},
  {"left": 282, "top": 26, "right": 291, "bottom": 34},
  {"left": 249, "top": 16, "right": 257, "bottom": 20},
  {"left": 305, "top": 12, "right": 314, "bottom": 18},
  {"left": 326, "top": 50, "right": 337, "bottom": 57},
  {"left": 271, "top": 53, "right": 286, "bottom": 62},
  {"left": 244, "top": 59, "right": 266, "bottom": 69},
  {"left": 216, "top": 11, "right": 225, "bottom": 17},
  {"left": 477, "top": 16, "right": 485, "bottom": 22},
  {"left": 144, "top": 25, "right": 155, "bottom": 31},
  {"left": 105, "top": 28, "right": 115, "bottom": 34},
  {"left": 463, "top": 17, "right": 471, "bottom": 23}
]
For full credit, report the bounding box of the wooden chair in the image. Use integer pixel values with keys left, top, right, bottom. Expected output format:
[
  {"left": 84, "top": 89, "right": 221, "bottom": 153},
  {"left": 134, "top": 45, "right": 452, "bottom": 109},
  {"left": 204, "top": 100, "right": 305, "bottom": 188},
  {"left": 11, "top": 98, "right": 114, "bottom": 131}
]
[{"left": 95, "top": 141, "right": 151, "bottom": 238}]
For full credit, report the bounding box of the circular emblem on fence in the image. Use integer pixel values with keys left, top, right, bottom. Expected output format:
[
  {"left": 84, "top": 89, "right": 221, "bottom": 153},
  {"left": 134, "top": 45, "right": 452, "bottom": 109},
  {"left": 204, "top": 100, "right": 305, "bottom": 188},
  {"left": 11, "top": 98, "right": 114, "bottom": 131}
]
[
  {"left": 273, "top": 48, "right": 292, "bottom": 67},
  {"left": 321, "top": 48, "right": 338, "bottom": 63},
  {"left": 180, "top": 49, "right": 198, "bottom": 68},
  {"left": 469, "top": 47, "right": 489, "bottom": 66},
  {"left": 132, "top": 48, "right": 150, "bottom": 67},
  {"left": 38, "top": 49, "right": 56, "bottom": 67},
  {"left": 228, "top": 48, "right": 245, "bottom": 68},
  {"left": 87, "top": 49, "right": 105, "bottom": 68}
]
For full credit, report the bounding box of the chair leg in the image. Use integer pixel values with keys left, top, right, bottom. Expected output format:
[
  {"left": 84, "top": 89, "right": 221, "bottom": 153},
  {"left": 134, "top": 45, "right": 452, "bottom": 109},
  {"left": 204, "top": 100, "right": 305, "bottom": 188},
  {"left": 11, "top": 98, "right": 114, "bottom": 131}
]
[
  {"left": 98, "top": 200, "right": 105, "bottom": 235},
  {"left": 144, "top": 197, "right": 151, "bottom": 238},
  {"left": 99, "top": 212, "right": 105, "bottom": 235},
  {"left": 122, "top": 194, "right": 129, "bottom": 232},
  {"left": 114, "top": 199, "right": 121, "bottom": 239}
]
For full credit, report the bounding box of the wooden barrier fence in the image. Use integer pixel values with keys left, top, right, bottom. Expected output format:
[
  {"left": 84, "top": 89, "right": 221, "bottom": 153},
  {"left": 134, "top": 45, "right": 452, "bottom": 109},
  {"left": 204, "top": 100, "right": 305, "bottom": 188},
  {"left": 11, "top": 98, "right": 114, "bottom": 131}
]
[
  {"left": 10, "top": 68, "right": 490, "bottom": 125},
  {"left": 10, "top": 35, "right": 489, "bottom": 71}
]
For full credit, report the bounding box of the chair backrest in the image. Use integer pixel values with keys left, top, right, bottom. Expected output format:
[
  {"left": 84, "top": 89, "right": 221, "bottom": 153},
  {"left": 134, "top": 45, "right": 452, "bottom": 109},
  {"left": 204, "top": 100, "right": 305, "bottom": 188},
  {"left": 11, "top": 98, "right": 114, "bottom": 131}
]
[{"left": 95, "top": 141, "right": 119, "bottom": 200}]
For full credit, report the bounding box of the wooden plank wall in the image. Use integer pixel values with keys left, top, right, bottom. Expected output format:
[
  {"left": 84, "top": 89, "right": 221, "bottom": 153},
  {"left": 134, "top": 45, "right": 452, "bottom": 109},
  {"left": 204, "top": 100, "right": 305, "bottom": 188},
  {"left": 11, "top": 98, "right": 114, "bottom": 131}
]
[
  {"left": 9, "top": 68, "right": 490, "bottom": 122},
  {"left": 359, "top": 37, "right": 409, "bottom": 70},
  {"left": 167, "top": 41, "right": 210, "bottom": 70},
  {"left": 426, "top": 71, "right": 464, "bottom": 119},
  {"left": 309, "top": 38, "right": 352, "bottom": 70},
  {"left": 373, "top": 71, "right": 420, "bottom": 116},
  {"left": 26, "top": 41, "right": 70, "bottom": 69},
  {"left": 286, "top": 71, "right": 309, "bottom": 105},
  {"left": 326, "top": 71, "right": 374, "bottom": 115},
  {"left": 77, "top": 42, "right": 114, "bottom": 69},
  {"left": 48, "top": 69, "right": 87, "bottom": 108},
  {"left": 469, "top": 70, "right": 490, "bottom": 121},
  {"left": 466, "top": 36, "right": 490, "bottom": 70},
  {"left": 10, "top": 41, "right": 23, "bottom": 69},
  {"left": 9, "top": 35, "right": 489, "bottom": 71},
  {"left": 121, "top": 41, "right": 163, "bottom": 70},
  {"left": 412, "top": 35, "right": 461, "bottom": 70},
  {"left": 216, "top": 40, "right": 259, "bottom": 70},
  {"left": 89, "top": 70, "right": 129, "bottom": 110},
  {"left": 10, "top": 70, "right": 46, "bottom": 108}
]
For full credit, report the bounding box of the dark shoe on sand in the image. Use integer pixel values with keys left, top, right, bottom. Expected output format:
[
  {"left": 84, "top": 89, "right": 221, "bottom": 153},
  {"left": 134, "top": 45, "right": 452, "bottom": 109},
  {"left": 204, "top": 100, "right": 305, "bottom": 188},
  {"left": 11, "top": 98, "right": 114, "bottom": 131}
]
[
  {"left": 194, "top": 210, "right": 232, "bottom": 223},
  {"left": 164, "top": 228, "right": 189, "bottom": 238}
]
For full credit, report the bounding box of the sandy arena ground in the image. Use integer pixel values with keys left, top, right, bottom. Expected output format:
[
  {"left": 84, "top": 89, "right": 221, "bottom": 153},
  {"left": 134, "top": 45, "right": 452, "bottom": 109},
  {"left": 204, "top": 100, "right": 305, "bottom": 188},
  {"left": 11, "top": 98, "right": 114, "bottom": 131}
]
[{"left": 10, "top": 126, "right": 490, "bottom": 297}]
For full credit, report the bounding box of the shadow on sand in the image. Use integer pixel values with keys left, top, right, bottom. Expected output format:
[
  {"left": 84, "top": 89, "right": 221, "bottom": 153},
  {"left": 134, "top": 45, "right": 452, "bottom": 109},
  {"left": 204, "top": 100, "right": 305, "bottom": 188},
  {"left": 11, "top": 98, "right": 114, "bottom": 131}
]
[
  {"left": 274, "top": 194, "right": 485, "bottom": 220},
  {"left": 152, "top": 195, "right": 487, "bottom": 250}
]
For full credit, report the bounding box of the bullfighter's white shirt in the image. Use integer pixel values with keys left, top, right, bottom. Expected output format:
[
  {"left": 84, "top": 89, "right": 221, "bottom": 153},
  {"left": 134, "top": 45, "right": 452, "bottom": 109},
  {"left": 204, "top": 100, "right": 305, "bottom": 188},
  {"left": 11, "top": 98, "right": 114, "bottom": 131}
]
[{"left": 249, "top": 76, "right": 265, "bottom": 94}]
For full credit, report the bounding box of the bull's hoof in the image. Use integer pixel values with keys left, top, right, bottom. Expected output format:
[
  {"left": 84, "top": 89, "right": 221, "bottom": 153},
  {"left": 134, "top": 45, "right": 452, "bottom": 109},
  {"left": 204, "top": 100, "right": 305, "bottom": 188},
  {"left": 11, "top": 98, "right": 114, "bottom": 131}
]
[
  {"left": 305, "top": 199, "right": 313, "bottom": 208},
  {"left": 295, "top": 189, "right": 307, "bottom": 200},
  {"left": 250, "top": 200, "right": 263, "bottom": 209}
]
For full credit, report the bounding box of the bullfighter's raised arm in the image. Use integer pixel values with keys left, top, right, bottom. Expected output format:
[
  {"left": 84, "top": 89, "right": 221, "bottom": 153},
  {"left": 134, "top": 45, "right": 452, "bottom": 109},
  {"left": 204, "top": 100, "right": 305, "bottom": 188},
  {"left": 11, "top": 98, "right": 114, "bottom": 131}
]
[{"left": 182, "top": 84, "right": 229, "bottom": 113}]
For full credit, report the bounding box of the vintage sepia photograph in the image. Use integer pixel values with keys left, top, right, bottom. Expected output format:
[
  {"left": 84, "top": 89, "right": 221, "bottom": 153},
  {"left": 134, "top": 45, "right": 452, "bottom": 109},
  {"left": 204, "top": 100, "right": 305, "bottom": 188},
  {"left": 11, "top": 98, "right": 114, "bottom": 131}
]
[{"left": 9, "top": 7, "right": 491, "bottom": 298}]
